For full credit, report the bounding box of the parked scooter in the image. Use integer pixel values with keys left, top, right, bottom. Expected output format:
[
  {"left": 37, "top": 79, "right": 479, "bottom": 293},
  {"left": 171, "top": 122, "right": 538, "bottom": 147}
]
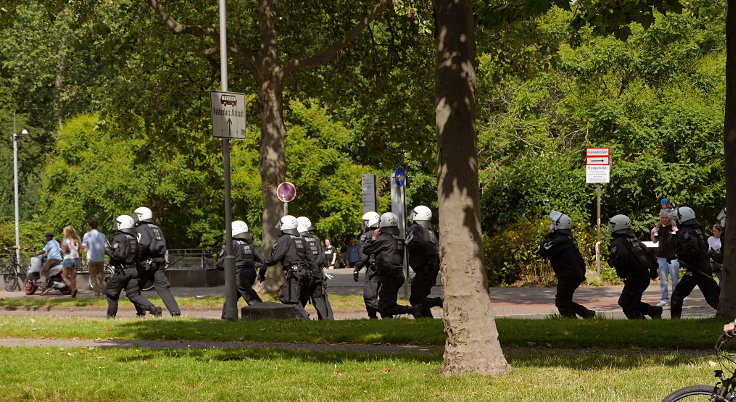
[{"left": 23, "top": 256, "right": 71, "bottom": 295}]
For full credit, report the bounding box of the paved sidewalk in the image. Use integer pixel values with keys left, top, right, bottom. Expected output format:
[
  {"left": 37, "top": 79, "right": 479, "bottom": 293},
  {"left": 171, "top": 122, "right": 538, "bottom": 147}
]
[{"left": 0, "top": 268, "right": 717, "bottom": 319}]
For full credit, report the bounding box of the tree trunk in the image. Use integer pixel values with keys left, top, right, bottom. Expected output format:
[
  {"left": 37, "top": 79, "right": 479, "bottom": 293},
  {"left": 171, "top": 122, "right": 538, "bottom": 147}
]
[
  {"left": 718, "top": 0, "right": 736, "bottom": 320},
  {"left": 433, "top": 0, "right": 511, "bottom": 375},
  {"left": 259, "top": 79, "right": 287, "bottom": 291}
]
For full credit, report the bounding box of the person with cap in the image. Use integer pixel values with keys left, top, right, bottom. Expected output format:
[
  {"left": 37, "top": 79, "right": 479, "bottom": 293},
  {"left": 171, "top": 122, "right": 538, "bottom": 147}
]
[
  {"left": 105, "top": 215, "right": 162, "bottom": 318},
  {"left": 362, "top": 212, "right": 414, "bottom": 318},
  {"left": 216, "top": 220, "right": 263, "bottom": 319},
  {"left": 669, "top": 206, "right": 720, "bottom": 319},
  {"left": 353, "top": 211, "right": 382, "bottom": 319},
  {"left": 607, "top": 214, "right": 662, "bottom": 319},
  {"left": 539, "top": 211, "right": 595, "bottom": 319},
  {"left": 261, "top": 215, "right": 311, "bottom": 319},
  {"left": 133, "top": 206, "right": 180, "bottom": 317},
  {"left": 406, "top": 206, "right": 443, "bottom": 318},
  {"left": 34, "top": 231, "right": 62, "bottom": 294},
  {"left": 297, "top": 216, "right": 334, "bottom": 320}
]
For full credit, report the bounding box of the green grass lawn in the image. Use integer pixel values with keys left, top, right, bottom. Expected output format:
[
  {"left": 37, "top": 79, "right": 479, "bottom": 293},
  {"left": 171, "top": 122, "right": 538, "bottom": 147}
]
[
  {"left": 0, "top": 346, "right": 723, "bottom": 401},
  {"left": 0, "top": 316, "right": 728, "bottom": 350},
  {"left": 0, "top": 294, "right": 373, "bottom": 310}
]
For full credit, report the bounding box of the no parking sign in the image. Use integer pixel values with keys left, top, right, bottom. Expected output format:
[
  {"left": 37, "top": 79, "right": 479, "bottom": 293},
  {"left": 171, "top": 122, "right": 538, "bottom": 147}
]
[{"left": 277, "top": 182, "right": 297, "bottom": 203}]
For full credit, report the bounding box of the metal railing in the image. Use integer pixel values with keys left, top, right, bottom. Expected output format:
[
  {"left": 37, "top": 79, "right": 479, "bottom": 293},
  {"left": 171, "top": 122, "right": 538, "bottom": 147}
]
[{"left": 167, "top": 248, "right": 219, "bottom": 270}]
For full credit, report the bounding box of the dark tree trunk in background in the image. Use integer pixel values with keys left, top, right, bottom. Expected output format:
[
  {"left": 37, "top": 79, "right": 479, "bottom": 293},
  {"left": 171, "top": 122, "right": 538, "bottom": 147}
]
[
  {"left": 433, "top": 0, "right": 511, "bottom": 375},
  {"left": 718, "top": 0, "right": 736, "bottom": 320}
]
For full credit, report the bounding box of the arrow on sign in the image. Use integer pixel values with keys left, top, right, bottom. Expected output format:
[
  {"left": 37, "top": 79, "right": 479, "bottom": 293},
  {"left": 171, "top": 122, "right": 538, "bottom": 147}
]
[{"left": 227, "top": 118, "right": 232, "bottom": 137}]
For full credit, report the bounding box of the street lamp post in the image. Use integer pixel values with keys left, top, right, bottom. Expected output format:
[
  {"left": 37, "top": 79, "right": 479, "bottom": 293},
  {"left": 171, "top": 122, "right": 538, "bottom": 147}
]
[{"left": 13, "top": 115, "right": 29, "bottom": 264}]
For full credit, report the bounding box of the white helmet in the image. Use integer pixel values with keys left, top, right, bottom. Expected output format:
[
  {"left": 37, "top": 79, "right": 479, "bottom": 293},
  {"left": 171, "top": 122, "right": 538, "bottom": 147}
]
[
  {"left": 362, "top": 212, "right": 380, "bottom": 229},
  {"left": 671, "top": 206, "right": 696, "bottom": 224},
  {"left": 379, "top": 212, "right": 399, "bottom": 228},
  {"left": 296, "top": 216, "right": 314, "bottom": 233},
  {"left": 607, "top": 214, "right": 632, "bottom": 234},
  {"left": 277, "top": 215, "right": 298, "bottom": 231},
  {"left": 133, "top": 206, "right": 153, "bottom": 224},
  {"left": 232, "top": 220, "right": 249, "bottom": 237},
  {"left": 550, "top": 211, "right": 572, "bottom": 231},
  {"left": 409, "top": 205, "right": 432, "bottom": 221},
  {"left": 115, "top": 215, "right": 135, "bottom": 232}
]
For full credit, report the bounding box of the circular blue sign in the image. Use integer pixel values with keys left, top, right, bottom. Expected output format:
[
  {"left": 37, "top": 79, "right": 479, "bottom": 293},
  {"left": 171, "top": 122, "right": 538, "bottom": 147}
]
[
  {"left": 277, "top": 182, "right": 297, "bottom": 203},
  {"left": 394, "top": 167, "right": 406, "bottom": 187}
]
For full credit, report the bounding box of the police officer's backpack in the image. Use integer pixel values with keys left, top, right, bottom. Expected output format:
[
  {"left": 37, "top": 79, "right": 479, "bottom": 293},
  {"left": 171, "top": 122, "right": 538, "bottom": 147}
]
[
  {"left": 146, "top": 224, "right": 167, "bottom": 257},
  {"left": 626, "top": 238, "right": 658, "bottom": 279}
]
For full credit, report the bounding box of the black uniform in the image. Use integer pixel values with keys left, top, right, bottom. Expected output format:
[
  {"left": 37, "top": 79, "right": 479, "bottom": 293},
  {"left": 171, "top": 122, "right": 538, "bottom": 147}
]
[
  {"left": 105, "top": 230, "right": 160, "bottom": 318},
  {"left": 216, "top": 233, "right": 264, "bottom": 319},
  {"left": 406, "top": 222, "right": 442, "bottom": 318},
  {"left": 670, "top": 219, "right": 720, "bottom": 319},
  {"left": 301, "top": 231, "right": 334, "bottom": 320},
  {"left": 539, "top": 230, "right": 594, "bottom": 318},
  {"left": 362, "top": 227, "right": 413, "bottom": 318},
  {"left": 136, "top": 221, "right": 180, "bottom": 316},
  {"left": 608, "top": 231, "right": 662, "bottom": 319},
  {"left": 353, "top": 229, "right": 381, "bottom": 319},
  {"left": 263, "top": 231, "right": 311, "bottom": 319}
]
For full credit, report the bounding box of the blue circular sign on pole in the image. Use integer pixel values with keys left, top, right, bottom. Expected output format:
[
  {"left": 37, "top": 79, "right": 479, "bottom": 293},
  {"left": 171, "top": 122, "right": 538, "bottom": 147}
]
[
  {"left": 394, "top": 167, "right": 406, "bottom": 187},
  {"left": 277, "top": 182, "right": 297, "bottom": 203}
]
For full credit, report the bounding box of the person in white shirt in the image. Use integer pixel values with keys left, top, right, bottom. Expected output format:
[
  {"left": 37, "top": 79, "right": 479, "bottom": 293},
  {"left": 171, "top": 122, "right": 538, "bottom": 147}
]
[{"left": 81, "top": 219, "right": 108, "bottom": 297}]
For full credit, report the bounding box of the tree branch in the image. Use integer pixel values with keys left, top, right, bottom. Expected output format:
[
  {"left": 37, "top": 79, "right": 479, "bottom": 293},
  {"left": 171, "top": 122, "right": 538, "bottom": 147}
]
[
  {"left": 145, "top": 0, "right": 258, "bottom": 75},
  {"left": 282, "top": 0, "right": 393, "bottom": 78}
]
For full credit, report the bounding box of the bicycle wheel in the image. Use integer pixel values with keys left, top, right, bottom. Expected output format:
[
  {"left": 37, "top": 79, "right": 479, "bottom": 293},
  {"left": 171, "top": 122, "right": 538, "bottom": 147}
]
[
  {"left": 662, "top": 384, "right": 718, "bottom": 401},
  {"left": 3, "top": 265, "right": 18, "bottom": 292}
]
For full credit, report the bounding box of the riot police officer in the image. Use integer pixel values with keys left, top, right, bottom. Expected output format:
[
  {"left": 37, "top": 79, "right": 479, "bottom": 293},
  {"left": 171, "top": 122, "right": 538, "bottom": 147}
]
[
  {"left": 353, "top": 211, "right": 382, "bottom": 319},
  {"left": 607, "top": 214, "right": 662, "bottom": 319},
  {"left": 105, "top": 215, "right": 162, "bottom": 318},
  {"left": 538, "top": 212, "right": 595, "bottom": 319},
  {"left": 297, "top": 216, "right": 334, "bottom": 320},
  {"left": 217, "top": 220, "right": 263, "bottom": 319},
  {"left": 669, "top": 207, "right": 720, "bottom": 319},
  {"left": 362, "top": 212, "right": 414, "bottom": 318},
  {"left": 133, "top": 206, "right": 181, "bottom": 317},
  {"left": 406, "top": 206, "right": 443, "bottom": 318},
  {"left": 262, "top": 215, "right": 311, "bottom": 319}
]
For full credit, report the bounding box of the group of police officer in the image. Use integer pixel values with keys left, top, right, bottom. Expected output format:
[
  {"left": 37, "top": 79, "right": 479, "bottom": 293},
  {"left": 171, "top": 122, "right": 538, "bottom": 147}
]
[
  {"left": 105, "top": 207, "right": 180, "bottom": 318},
  {"left": 540, "top": 206, "right": 722, "bottom": 319}
]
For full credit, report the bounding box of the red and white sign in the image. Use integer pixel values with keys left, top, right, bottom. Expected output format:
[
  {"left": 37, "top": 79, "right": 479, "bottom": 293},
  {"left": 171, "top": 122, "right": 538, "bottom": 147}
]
[
  {"left": 586, "top": 147, "right": 611, "bottom": 184},
  {"left": 277, "top": 182, "right": 297, "bottom": 203}
]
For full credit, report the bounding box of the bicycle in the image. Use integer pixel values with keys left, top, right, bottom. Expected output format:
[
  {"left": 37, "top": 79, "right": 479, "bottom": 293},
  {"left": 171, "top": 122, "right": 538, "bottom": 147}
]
[
  {"left": 663, "top": 335, "right": 736, "bottom": 401},
  {"left": 86, "top": 263, "right": 115, "bottom": 294},
  {"left": 2, "top": 247, "right": 29, "bottom": 292}
]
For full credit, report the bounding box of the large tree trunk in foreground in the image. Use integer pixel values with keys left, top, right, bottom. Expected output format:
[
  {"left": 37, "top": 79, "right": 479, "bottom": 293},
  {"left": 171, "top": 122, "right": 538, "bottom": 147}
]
[
  {"left": 717, "top": 0, "right": 736, "bottom": 320},
  {"left": 434, "top": 0, "right": 511, "bottom": 375}
]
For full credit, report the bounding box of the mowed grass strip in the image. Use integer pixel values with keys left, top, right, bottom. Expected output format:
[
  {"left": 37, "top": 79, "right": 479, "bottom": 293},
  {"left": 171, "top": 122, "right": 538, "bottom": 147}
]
[
  {"left": 0, "top": 316, "right": 726, "bottom": 350},
  {"left": 0, "top": 294, "right": 373, "bottom": 310},
  {"left": 0, "top": 346, "right": 720, "bottom": 401}
]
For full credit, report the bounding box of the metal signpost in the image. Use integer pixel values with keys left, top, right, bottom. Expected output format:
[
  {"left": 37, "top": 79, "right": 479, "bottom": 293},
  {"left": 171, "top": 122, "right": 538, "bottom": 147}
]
[
  {"left": 277, "top": 182, "right": 297, "bottom": 215},
  {"left": 586, "top": 147, "right": 611, "bottom": 276},
  {"left": 391, "top": 167, "right": 408, "bottom": 297},
  {"left": 361, "top": 174, "right": 378, "bottom": 215},
  {"left": 12, "top": 113, "right": 28, "bottom": 266},
  {"left": 211, "top": 0, "right": 246, "bottom": 321}
]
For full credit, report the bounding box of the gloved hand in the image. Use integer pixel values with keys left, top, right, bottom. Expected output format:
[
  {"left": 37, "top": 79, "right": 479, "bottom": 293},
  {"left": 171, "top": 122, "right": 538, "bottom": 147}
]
[
  {"left": 258, "top": 274, "right": 265, "bottom": 283},
  {"left": 353, "top": 270, "right": 360, "bottom": 282},
  {"left": 322, "top": 268, "right": 334, "bottom": 280}
]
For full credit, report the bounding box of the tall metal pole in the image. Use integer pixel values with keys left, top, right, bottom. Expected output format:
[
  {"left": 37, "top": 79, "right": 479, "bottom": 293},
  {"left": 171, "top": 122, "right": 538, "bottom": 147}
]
[
  {"left": 220, "top": 0, "right": 238, "bottom": 321},
  {"left": 596, "top": 184, "right": 602, "bottom": 276},
  {"left": 13, "top": 113, "right": 21, "bottom": 265}
]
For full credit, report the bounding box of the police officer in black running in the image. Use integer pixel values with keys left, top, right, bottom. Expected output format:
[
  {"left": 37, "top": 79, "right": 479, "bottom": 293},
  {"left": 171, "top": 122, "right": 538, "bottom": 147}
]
[
  {"left": 362, "top": 212, "right": 414, "bottom": 318},
  {"left": 262, "top": 215, "right": 311, "bottom": 320},
  {"left": 105, "top": 215, "right": 162, "bottom": 318},
  {"left": 217, "top": 220, "right": 263, "bottom": 319},
  {"left": 669, "top": 207, "right": 720, "bottom": 319},
  {"left": 353, "top": 212, "right": 382, "bottom": 319},
  {"left": 539, "top": 211, "right": 595, "bottom": 319},
  {"left": 133, "top": 206, "right": 181, "bottom": 317},
  {"left": 406, "top": 205, "right": 443, "bottom": 318},
  {"left": 607, "top": 214, "right": 662, "bottom": 320},
  {"left": 297, "top": 216, "right": 334, "bottom": 320}
]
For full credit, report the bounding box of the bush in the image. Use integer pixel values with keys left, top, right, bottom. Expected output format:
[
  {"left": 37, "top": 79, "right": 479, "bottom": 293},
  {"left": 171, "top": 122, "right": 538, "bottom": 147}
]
[{"left": 483, "top": 215, "right": 620, "bottom": 286}]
